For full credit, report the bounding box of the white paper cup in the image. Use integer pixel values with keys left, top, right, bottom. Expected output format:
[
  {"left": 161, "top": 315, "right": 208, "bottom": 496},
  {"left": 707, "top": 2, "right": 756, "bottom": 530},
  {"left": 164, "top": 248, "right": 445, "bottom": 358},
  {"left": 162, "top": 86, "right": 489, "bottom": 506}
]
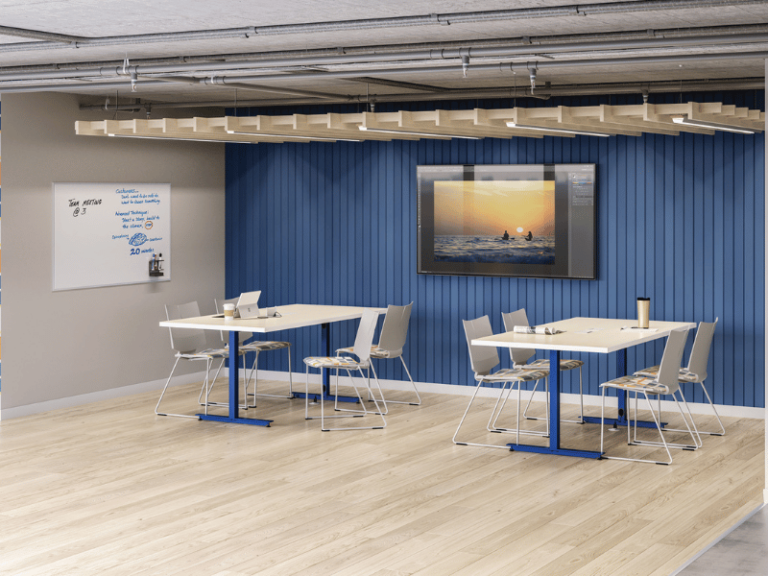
[{"left": 223, "top": 303, "right": 235, "bottom": 319}]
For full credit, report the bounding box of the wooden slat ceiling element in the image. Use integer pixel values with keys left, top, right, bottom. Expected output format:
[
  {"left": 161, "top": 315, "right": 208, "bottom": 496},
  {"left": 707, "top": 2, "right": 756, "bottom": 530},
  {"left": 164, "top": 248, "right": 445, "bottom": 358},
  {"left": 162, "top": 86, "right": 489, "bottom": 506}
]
[{"left": 75, "top": 102, "right": 765, "bottom": 143}]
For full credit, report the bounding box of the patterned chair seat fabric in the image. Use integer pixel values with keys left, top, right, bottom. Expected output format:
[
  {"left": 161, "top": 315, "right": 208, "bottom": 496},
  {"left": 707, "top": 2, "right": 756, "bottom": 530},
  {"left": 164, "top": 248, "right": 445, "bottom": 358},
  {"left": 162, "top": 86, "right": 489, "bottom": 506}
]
[
  {"left": 476, "top": 367, "right": 549, "bottom": 383},
  {"left": 600, "top": 374, "right": 668, "bottom": 395},
  {"left": 179, "top": 348, "right": 229, "bottom": 360},
  {"left": 304, "top": 356, "right": 370, "bottom": 370},
  {"left": 336, "top": 345, "right": 401, "bottom": 359},
  {"left": 633, "top": 364, "right": 699, "bottom": 382},
  {"left": 527, "top": 358, "right": 584, "bottom": 371},
  {"left": 242, "top": 341, "right": 291, "bottom": 352}
]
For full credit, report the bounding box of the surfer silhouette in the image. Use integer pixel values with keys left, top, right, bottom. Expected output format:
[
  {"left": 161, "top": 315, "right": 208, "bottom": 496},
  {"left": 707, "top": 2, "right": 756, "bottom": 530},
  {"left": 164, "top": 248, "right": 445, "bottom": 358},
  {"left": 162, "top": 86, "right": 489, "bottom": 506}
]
[
  {"left": 524, "top": 231, "right": 533, "bottom": 241},
  {"left": 502, "top": 230, "right": 510, "bottom": 240}
]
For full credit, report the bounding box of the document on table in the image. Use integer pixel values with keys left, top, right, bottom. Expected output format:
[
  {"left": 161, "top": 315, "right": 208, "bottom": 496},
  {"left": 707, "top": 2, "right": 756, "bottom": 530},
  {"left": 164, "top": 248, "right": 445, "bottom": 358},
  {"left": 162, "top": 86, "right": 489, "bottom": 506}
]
[{"left": 513, "top": 325, "right": 565, "bottom": 335}]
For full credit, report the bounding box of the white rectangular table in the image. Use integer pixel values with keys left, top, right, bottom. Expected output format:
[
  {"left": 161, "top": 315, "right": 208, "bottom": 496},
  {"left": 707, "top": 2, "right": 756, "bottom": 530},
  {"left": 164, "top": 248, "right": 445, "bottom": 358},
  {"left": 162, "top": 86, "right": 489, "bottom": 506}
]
[
  {"left": 471, "top": 317, "right": 696, "bottom": 459},
  {"left": 159, "top": 303, "right": 386, "bottom": 427}
]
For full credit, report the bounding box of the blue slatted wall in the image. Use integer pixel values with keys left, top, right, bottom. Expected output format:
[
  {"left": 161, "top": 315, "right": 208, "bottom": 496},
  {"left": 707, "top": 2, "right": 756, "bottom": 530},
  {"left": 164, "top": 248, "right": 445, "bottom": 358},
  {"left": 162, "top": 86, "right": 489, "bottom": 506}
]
[{"left": 226, "top": 92, "right": 765, "bottom": 408}]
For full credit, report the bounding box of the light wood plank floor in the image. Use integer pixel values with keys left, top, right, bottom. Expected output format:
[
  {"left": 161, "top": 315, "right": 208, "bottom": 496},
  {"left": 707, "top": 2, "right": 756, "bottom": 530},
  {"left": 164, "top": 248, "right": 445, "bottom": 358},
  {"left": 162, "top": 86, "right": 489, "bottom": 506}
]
[{"left": 0, "top": 380, "right": 763, "bottom": 576}]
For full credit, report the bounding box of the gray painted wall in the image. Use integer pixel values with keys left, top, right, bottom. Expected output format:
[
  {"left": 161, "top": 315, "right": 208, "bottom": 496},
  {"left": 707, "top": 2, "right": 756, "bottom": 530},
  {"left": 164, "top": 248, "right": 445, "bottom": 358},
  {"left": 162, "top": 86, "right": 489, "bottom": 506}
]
[{"left": 0, "top": 92, "right": 225, "bottom": 415}]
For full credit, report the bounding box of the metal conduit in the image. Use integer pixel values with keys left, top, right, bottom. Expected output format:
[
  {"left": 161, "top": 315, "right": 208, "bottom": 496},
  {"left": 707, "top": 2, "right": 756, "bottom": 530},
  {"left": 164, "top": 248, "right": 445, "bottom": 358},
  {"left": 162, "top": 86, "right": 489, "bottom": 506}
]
[
  {"left": 9, "top": 44, "right": 766, "bottom": 95},
  {"left": 77, "top": 78, "right": 766, "bottom": 112},
  {"left": 159, "top": 50, "right": 768, "bottom": 83},
  {"left": 2, "top": 50, "right": 767, "bottom": 96},
  {"left": 1, "top": 31, "right": 768, "bottom": 84},
  {"left": 4, "top": 23, "right": 768, "bottom": 76},
  {"left": 0, "top": 0, "right": 764, "bottom": 55}
]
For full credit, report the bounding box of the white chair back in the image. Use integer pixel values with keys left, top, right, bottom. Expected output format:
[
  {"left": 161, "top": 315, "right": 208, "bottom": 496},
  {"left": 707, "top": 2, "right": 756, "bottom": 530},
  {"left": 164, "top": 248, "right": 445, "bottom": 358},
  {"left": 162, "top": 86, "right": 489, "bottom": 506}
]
[
  {"left": 463, "top": 316, "right": 500, "bottom": 376},
  {"left": 656, "top": 328, "right": 690, "bottom": 394},
  {"left": 686, "top": 318, "right": 718, "bottom": 381},
  {"left": 352, "top": 309, "right": 381, "bottom": 362},
  {"left": 377, "top": 302, "right": 413, "bottom": 355},
  {"left": 501, "top": 309, "right": 536, "bottom": 366},
  {"left": 215, "top": 297, "right": 254, "bottom": 345},
  {"left": 166, "top": 301, "right": 207, "bottom": 354}
]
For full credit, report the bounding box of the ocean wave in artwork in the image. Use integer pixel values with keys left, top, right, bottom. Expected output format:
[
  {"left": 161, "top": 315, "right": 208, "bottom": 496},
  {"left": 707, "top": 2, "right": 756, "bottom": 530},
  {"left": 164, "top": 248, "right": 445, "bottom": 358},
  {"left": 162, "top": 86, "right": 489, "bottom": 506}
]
[{"left": 434, "top": 235, "right": 555, "bottom": 265}]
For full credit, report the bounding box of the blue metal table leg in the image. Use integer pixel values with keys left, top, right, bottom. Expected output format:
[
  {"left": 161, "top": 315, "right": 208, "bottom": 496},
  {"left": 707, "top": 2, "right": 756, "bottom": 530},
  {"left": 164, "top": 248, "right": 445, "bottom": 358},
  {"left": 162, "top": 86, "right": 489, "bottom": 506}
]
[
  {"left": 508, "top": 349, "right": 602, "bottom": 459},
  {"left": 198, "top": 329, "right": 272, "bottom": 426},
  {"left": 549, "top": 349, "right": 561, "bottom": 451}
]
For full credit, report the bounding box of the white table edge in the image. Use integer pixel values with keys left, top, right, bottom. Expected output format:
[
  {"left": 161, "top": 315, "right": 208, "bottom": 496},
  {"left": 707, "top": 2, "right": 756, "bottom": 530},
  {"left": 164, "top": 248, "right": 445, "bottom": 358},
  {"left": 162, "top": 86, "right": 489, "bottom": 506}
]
[
  {"left": 471, "top": 320, "right": 697, "bottom": 354},
  {"left": 159, "top": 305, "right": 387, "bottom": 333}
]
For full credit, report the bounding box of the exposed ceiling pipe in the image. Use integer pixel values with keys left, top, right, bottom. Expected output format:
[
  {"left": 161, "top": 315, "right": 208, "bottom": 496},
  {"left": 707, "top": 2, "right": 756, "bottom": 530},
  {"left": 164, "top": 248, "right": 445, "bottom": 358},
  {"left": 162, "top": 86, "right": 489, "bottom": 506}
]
[
  {"left": 0, "top": 0, "right": 764, "bottom": 55},
  {"left": 5, "top": 49, "right": 767, "bottom": 97},
  {"left": 78, "top": 77, "right": 765, "bottom": 112},
  {"left": 150, "top": 49, "right": 768, "bottom": 84},
  {"left": 0, "top": 25, "right": 83, "bottom": 43},
  {"left": 151, "top": 75, "right": 346, "bottom": 99},
  {"left": 2, "top": 28, "right": 768, "bottom": 83},
  {"left": 3, "top": 22, "right": 768, "bottom": 76}
]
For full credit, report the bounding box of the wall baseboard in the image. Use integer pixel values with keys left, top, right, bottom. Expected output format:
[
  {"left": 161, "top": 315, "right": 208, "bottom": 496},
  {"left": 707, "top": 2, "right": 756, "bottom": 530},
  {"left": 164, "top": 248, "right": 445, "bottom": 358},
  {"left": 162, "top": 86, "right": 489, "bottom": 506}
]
[
  {"left": 253, "top": 369, "right": 767, "bottom": 420},
  {"left": 0, "top": 371, "right": 208, "bottom": 421},
  {"left": 2, "top": 369, "right": 763, "bottom": 422}
]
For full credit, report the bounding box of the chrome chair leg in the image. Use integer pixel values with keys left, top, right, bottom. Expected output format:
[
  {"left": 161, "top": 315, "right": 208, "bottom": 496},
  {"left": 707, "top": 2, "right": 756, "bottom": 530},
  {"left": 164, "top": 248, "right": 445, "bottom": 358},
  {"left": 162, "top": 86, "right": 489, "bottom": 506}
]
[
  {"left": 602, "top": 388, "right": 672, "bottom": 465},
  {"left": 453, "top": 381, "right": 513, "bottom": 450},
  {"left": 156, "top": 357, "right": 200, "bottom": 419}
]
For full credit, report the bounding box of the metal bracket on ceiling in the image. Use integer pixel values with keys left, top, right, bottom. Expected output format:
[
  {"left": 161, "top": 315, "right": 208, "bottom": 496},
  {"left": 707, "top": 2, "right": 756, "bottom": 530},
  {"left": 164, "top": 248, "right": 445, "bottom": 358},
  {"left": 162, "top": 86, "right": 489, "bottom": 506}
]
[{"left": 528, "top": 66, "right": 538, "bottom": 94}]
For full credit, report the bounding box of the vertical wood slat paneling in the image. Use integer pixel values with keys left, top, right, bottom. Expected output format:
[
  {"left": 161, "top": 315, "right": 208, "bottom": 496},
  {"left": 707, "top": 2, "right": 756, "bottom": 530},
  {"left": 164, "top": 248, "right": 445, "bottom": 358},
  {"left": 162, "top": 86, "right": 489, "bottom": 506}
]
[{"left": 225, "top": 94, "right": 765, "bottom": 409}]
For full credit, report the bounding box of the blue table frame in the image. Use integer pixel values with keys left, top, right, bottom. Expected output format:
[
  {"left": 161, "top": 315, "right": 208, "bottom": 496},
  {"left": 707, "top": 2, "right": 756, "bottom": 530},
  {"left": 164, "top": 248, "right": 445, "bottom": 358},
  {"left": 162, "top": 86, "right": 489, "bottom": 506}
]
[
  {"left": 159, "top": 304, "right": 386, "bottom": 426},
  {"left": 471, "top": 317, "right": 696, "bottom": 459}
]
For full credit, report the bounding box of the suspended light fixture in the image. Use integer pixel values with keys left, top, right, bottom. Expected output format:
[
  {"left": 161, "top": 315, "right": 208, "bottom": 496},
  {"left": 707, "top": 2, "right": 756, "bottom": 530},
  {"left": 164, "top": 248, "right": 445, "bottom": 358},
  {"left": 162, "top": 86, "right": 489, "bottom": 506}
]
[
  {"left": 226, "top": 130, "right": 362, "bottom": 142},
  {"left": 358, "top": 126, "right": 480, "bottom": 140},
  {"left": 671, "top": 116, "right": 754, "bottom": 134},
  {"left": 506, "top": 122, "right": 610, "bottom": 137},
  {"left": 108, "top": 133, "right": 254, "bottom": 144}
]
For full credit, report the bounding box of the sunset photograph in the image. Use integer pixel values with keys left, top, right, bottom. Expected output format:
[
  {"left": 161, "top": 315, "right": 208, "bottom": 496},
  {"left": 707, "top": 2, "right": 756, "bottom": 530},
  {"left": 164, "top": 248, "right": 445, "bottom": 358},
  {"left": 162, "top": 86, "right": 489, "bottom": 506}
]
[{"left": 433, "top": 179, "right": 556, "bottom": 264}]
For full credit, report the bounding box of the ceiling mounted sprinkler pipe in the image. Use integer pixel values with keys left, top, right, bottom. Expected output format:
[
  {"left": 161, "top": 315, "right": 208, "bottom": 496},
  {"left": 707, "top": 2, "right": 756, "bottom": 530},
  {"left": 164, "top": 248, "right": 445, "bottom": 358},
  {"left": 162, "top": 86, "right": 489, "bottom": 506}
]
[{"left": 461, "top": 54, "right": 470, "bottom": 77}]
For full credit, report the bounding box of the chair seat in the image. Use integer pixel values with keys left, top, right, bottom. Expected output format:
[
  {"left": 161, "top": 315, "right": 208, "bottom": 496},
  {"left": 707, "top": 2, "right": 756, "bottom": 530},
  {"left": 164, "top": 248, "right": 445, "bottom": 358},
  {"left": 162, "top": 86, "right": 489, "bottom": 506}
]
[
  {"left": 527, "top": 358, "right": 584, "bottom": 371},
  {"left": 633, "top": 365, "right": 699, "bottom": 382},
  {"left": 304, "top": 356, "right": 370, "bottom": 369},
  {"left": 336, "top": 345, "right": 400, "bottom": 359},
  {"left": 242, "top": 341, "right": 291, "bottom": 352},
  {"left": 179, "top": 348, "right": 229, "bottom": 360},
  {"left": 476, "top": 367, "right": 549, "bottom": 383},
  {"left": 600, "top": 374, "right": 668, "bottom": 395}
]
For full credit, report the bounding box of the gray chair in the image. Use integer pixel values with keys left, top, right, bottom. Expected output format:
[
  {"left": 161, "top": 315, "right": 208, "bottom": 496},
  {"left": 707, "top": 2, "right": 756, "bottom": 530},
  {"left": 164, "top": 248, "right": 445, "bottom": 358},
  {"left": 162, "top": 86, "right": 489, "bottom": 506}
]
[
  {"left": 600, "top": 328, "right": 699, "bottom": 465},
  {"left": 211, "top": 297, "right": 293, "bottom": 408},
  {"left": 155, "top": 301, "right": 229, "bottom": 419},
  {"left": 453, "top": 316, "right": 550, "bottom": 449},
  {"left": 336, "top": 302, "right": 420, "bottom": 410},
  {"left": 502, "top": 309, "right": 585, "bottom": 423},
  {"left": 303, "top": 309, "right": 387, "bottom": 431},
  {"left": 635, "top": 318, "right": 722, "bottom": 436}
]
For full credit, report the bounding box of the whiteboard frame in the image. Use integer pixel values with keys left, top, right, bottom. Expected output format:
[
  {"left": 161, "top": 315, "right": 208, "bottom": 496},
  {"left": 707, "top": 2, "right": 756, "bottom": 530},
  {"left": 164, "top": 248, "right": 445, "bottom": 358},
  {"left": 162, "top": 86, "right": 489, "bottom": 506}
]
[{"left": 52, "top": 182, "right": 172, "bottom": 291}]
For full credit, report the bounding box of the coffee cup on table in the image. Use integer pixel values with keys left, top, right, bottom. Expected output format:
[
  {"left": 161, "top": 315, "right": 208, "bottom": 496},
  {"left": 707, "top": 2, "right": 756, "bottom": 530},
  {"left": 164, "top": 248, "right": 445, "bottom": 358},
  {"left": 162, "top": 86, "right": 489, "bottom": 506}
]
[
  {"left": 223, "top": 303, "right": 235, "bottom": 320},
  {"left": 637, "top": 297, "right": 650, "bottom": 329}
]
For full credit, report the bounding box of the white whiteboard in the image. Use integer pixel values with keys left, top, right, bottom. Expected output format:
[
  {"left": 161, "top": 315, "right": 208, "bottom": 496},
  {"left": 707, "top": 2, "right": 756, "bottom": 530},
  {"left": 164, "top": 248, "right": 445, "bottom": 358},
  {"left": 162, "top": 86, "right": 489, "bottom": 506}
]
[{"left": 53, "top": 183, "right": 171, "bottom": 291}]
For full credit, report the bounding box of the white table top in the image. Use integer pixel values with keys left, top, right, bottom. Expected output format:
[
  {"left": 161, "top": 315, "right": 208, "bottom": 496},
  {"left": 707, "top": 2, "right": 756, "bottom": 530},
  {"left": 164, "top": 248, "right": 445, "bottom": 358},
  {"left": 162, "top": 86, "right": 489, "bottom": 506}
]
[
  {"left": 472, "top": 317, "right": 696, "bottom": 354},
  {"left": 159, "top": 303, "right": 387, "bottom": 334}
]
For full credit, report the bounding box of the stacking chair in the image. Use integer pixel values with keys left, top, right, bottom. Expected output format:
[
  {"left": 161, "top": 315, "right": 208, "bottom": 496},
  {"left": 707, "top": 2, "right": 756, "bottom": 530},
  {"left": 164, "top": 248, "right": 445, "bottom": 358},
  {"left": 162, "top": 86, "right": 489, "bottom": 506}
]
[
  {"left": 600, "top": 328, "right": 699, "bottom": 465},
  {"left": 634, "top": 319, "right": 723, "bottom": 436},
  {"left": 336, "top": 302, "right": 420, "bottom": 410},
  {"left": 156, "top": 301, "right": 229, "bottom": 419},
  {"left": 502, "top": 309, "right": 585, "bottom": 423},
  {"left": 453, "top": 316, "right": 550, "bottom": 449},
  {"left": 210, "top": 297, "right": 293, "bottom": 408},
  {"left": 303, "top": 309, "right": 387, "bottom": 431}
]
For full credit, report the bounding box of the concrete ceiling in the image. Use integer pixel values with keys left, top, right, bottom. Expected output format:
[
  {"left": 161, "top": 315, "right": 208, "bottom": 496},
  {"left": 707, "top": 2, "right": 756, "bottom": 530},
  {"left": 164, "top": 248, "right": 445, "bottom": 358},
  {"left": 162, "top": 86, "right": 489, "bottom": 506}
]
[{"left": 0, "top": 0, "right": 767, "bottom": 111}]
